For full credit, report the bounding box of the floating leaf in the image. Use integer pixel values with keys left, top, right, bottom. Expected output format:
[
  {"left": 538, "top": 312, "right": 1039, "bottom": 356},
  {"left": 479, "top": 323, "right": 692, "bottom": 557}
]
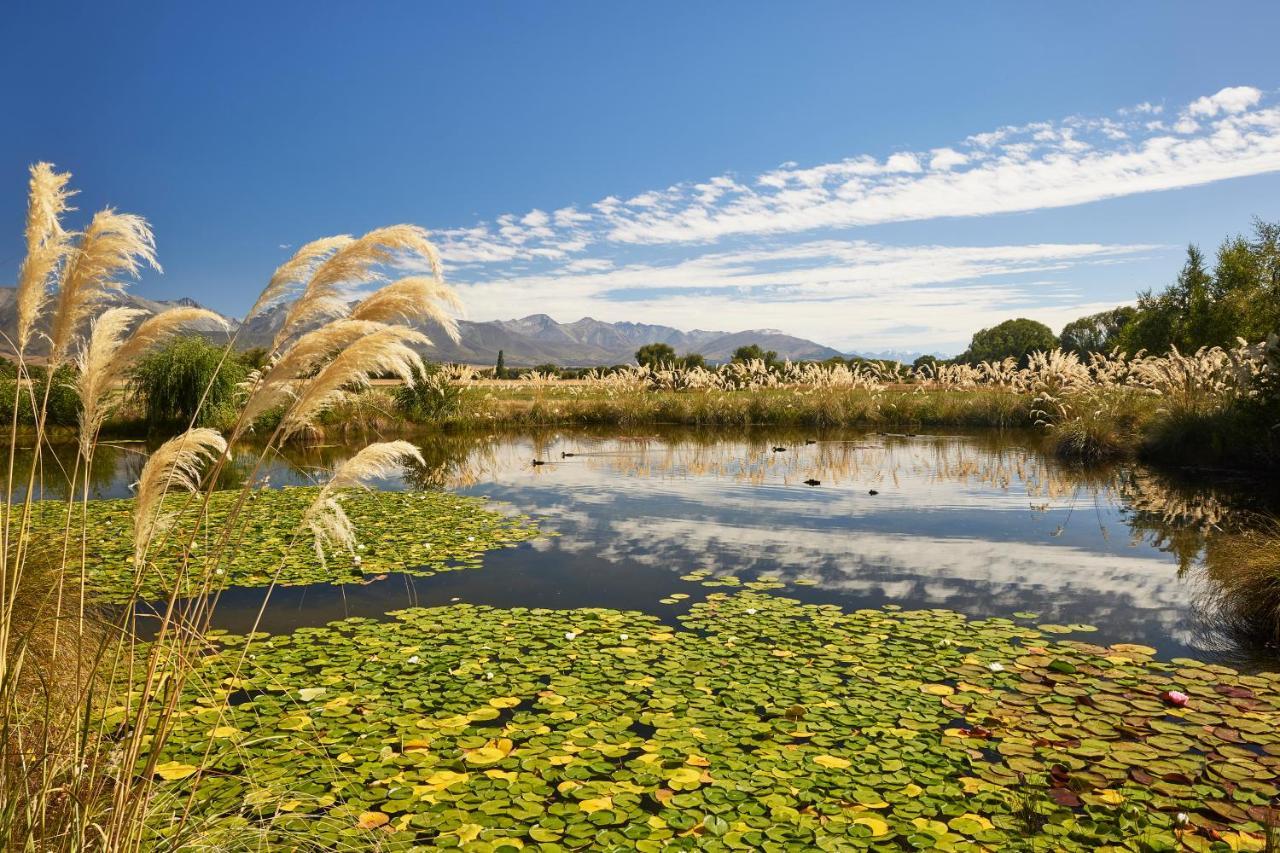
[
  {"left": 579, "top": 796, "right": 613, "bottom": 813},
  {"left": 812, "top": 754, "right": 851, "bottom": 769},
  {"left": 154, "top": 761, "right": 198, "bottom": 781}
]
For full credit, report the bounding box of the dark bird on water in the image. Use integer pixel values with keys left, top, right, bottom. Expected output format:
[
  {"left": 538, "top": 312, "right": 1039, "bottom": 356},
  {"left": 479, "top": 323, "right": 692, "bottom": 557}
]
[
  {"left": 805, "top": 439, "right": 817, "bottom": 445},
  {"left": 561, "top": 451, "right": 575, "bottom": 458},
  {"left": 772, "top": 446, "right": 787, "bottom": 452},
  {"left": 803, "top": 479, "right": 821, "bottom": 486},
  {"left": 868, "top": 489, "right": 879, "bottom": 495},
  {"left": 532, "top": 459, "right": 546, "bottom": 466}
]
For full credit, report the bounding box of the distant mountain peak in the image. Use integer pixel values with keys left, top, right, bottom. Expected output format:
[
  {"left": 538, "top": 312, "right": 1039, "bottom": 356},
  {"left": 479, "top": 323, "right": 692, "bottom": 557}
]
[{"left": 0, "top": 289, "right": 848, "bottom": 366}]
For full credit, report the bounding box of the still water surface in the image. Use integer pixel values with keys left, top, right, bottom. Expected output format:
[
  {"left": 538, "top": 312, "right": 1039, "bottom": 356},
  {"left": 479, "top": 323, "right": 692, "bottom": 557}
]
[{"left": 22, "top": 427, "right": 1280, "bottom": 666}]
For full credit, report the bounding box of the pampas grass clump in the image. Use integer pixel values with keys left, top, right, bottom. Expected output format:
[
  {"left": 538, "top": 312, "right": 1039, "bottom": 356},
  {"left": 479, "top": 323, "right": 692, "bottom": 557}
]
[{"left": 0, "top": 162, "right": 461, "bottom": 851}]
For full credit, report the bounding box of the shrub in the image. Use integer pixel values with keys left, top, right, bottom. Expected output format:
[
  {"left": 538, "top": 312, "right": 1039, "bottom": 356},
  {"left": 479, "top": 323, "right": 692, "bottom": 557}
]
[
  {"left": 0, "top": 364, "right": 80, "bottom": 426},
  {"left": 393, "top": 363, "right": 464, "bottom": 421},
  {"left": 129, "top": 337, "right": 246, "bottom": 430}
]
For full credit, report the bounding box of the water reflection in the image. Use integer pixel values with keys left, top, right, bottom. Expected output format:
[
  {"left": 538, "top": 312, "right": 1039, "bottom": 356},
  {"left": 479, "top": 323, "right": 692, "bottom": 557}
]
[{"left": 17, "top": 426, "right": 1280, "bottom": 667}]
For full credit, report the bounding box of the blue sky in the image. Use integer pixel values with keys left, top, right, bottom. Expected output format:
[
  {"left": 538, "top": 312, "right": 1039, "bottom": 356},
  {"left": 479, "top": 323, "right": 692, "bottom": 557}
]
[{"left": 3, "top": 2, "right": 1280, "bottom": 354}]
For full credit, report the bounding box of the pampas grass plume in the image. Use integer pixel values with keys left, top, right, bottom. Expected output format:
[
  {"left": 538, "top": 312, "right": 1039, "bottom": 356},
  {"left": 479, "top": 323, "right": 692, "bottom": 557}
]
[
  {"left": 303, "top": 440, "right": 424, "bottom": 563},
  {"left": 132, "top": 428, "right": 227, "bottom": 563},
  {"left": 15, "top": 163, "right": 75, "bottom": 353},
  {"left": 49, "top": 209, "right": 160, "bottom": 365}
]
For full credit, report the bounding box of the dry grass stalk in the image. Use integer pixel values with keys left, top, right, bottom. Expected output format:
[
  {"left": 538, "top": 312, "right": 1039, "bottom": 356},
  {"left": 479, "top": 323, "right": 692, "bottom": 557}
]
[
  {"left": 246, "top": 235, "right": 353, "bottom": 321},
  {"left": 237, "top": 319, "right": 389, "bottom": 427},
  {"left": 302, "top": 441, "right": 424, "bottom": 564},
  {"left": 14, "top": 163, "right": 75, "bottom": 355},
  {"left": 3, "top": 162, "right": 472, "bottom": 850},
  {"left": 49, "top": 209, "right": 160, "bottom": 366},
  {"left": 131, "top": 428, "right": 227, "bottom": 564},
  {"left": 278, "top": 326, "right": 430, "bottom": 437},
  {"left": 350, "top": 275, "right": 462, "bottom": 339},
  {"left": 272, "top": 225, "right": 443, "bottom": 350},
  {"left": 76, "top": 307, "right": 227, "bottom": 456}
]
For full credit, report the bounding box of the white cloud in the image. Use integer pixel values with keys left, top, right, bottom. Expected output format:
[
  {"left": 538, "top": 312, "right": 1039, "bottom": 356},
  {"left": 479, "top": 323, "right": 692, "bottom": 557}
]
[
  {"left": 1187, "top": 85, "right": 1263, "bottom": 117},
  {"left": 449, "top": 239, "right": 1155, "bottom": 352},
  {"left": 418, "top": 86, "right": 1276, "bottom": 350},
  {"left": 437, "top": 86, "right": 1279, "bottom": 256},
  {"left": 521, "top": 209, "right": 550, "bottom": 227},
  {"left": 929, "top": 147, "right": 969, "bottom": 170},
  {"left": 601, "top": 104, "right": 1280, "bottom": 244},
  {"left": 884, "top": 152, "right": 923, "bottom": 173}
]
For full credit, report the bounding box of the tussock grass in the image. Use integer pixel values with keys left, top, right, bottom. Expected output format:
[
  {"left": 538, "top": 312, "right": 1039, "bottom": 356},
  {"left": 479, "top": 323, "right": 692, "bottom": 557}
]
[
  {"left": 0, "top": 163, "right": 462, "bottom": 850},
  {"left": 1197, "top": 521, "right": 1280, "bottom": 651}
]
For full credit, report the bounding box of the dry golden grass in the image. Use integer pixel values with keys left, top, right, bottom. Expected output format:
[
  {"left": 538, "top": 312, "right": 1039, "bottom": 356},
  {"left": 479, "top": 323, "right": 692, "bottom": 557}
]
[
  {"left": 14, "top": 163, "right": 75, "bottom": 355},
  {"left": 1, "top": 162, "right": 464, "bottom": 850},
  {"left": 48, "top": 209, "right": 160, "bottom": 367}
]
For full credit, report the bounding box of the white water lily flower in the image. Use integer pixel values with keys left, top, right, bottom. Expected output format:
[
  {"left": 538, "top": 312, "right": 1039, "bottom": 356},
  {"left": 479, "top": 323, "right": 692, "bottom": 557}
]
[
  {"left": 407, "top": 655, "right": 420, "bottom": 664},
  {"left": 214, "top": 568, "right": 224, "bottom": 576},
  {"left": 619, "top": 634, "right": 629, "bottom": 641},
  {"left": 450, "top": 597, "right": 460, "bottom": 602},
  {"left": 467, "top": 536, "right": 476, "bottom": 542},
  {"left": 423, "top": 542, "right": 432, "bottom": 549},
  {"left": 988, "top": 662, "right": 1004, "bottom": 672},
  {"left": 358, "top": 544, "right": 366, "bottom": 551},
  {"left": 485, "top": 672, "right": 494, "bottom": 680},
  {"left": 564, "top": 631, "right": 578, "bottom": 640},
  {"left": 353, "top": 555, "right": 361, "bottom": 565},
  {"left": 745, "top": 608, "right": 758, "bottom": 615}
]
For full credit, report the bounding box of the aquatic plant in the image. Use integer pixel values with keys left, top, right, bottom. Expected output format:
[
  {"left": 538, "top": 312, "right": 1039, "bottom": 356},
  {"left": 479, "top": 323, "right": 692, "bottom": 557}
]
[{"left": 135, "top": 592, "right": 1280, "bottom": 850}]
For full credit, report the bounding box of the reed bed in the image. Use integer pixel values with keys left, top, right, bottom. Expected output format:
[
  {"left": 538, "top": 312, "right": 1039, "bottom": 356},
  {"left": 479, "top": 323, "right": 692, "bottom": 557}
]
[{"left": 408, "top": 341, "right": 1278, "bottom": 467}]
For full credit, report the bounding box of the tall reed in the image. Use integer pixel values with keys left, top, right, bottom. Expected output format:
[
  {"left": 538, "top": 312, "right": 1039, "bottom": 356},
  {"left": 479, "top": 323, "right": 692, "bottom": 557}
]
[{"left": 0, "top": 163, "right": 461, "bottom": 850}]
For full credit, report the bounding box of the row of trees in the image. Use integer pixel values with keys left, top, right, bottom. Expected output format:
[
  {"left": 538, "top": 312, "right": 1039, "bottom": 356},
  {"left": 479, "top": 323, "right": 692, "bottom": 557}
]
[
  {"left": 635, "top": 342, "right": 778, "bottom": 370},
  {"left": 956, "top": 218, "right": 1279, "bottom": 366}
]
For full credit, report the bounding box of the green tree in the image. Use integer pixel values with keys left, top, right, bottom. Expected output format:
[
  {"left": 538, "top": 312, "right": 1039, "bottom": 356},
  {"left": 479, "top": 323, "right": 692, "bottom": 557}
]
[
  {"left": 1117, "top": 245, "right": 1220, "bottom": 354},
  {"left": 1059, "top": 306, "right": 1137, "bottom": 355},
  {"left": 0, "top": 364, "right": 80, "bottom": 426},
  {"left": 1211, "top": 220, "right": 1280, "bottom": 343},
  {"left": 129, "top": 337, "right": 247, "bottom": 430},
  {"left": 1178, "top": 245, "right": 1217, "bottom": 348},
  {"left": 731, "top": 344, "right": 780, "bottom": 369},
  {"left": 911, "top": 354, "right": 940, "bottom": 371},
  {"left": 680, "top": 352, "right": 707, "bottom": 370},
  {"left": 635, "top": 343, "right": 677, "bottom": 368},
  {"left": 495, "top": 349, "right": 506, "bottom": 379},
  {"left": 961, "top": 318, "right": 1057, "bottom": 365},
  {"left": 239, "top": 346, "right": 271, "bottom": 372}
]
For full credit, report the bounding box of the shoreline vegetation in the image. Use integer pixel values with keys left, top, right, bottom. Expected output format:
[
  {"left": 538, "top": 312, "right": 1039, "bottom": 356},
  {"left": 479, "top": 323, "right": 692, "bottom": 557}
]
[
  {"left": 11, "top": 349, "right": 1279, "bottom": 476},
  {"left": 7, "top": 220, "right": 1280, "bottom": 475}
]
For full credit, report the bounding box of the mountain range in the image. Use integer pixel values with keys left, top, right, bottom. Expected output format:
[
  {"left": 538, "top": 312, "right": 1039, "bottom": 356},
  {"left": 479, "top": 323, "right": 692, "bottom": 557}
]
[{"left": 0, "top": 287, "right": 847, "bottom": 366}]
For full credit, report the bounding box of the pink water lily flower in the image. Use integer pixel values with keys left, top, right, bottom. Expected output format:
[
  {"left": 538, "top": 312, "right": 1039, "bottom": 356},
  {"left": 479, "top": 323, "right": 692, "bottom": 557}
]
[{"left": 1162, "top": 689, "right": 1189, "bottom": 707}]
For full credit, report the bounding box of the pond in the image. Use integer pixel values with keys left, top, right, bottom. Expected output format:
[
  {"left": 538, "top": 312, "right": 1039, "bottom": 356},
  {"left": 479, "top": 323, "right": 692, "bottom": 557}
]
[
  {"left": 20, "top": 425, "right": 1280, "bottom": 668},
  {"left": 20, "top": 425, "right": 1280, "bottom": 848}
]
